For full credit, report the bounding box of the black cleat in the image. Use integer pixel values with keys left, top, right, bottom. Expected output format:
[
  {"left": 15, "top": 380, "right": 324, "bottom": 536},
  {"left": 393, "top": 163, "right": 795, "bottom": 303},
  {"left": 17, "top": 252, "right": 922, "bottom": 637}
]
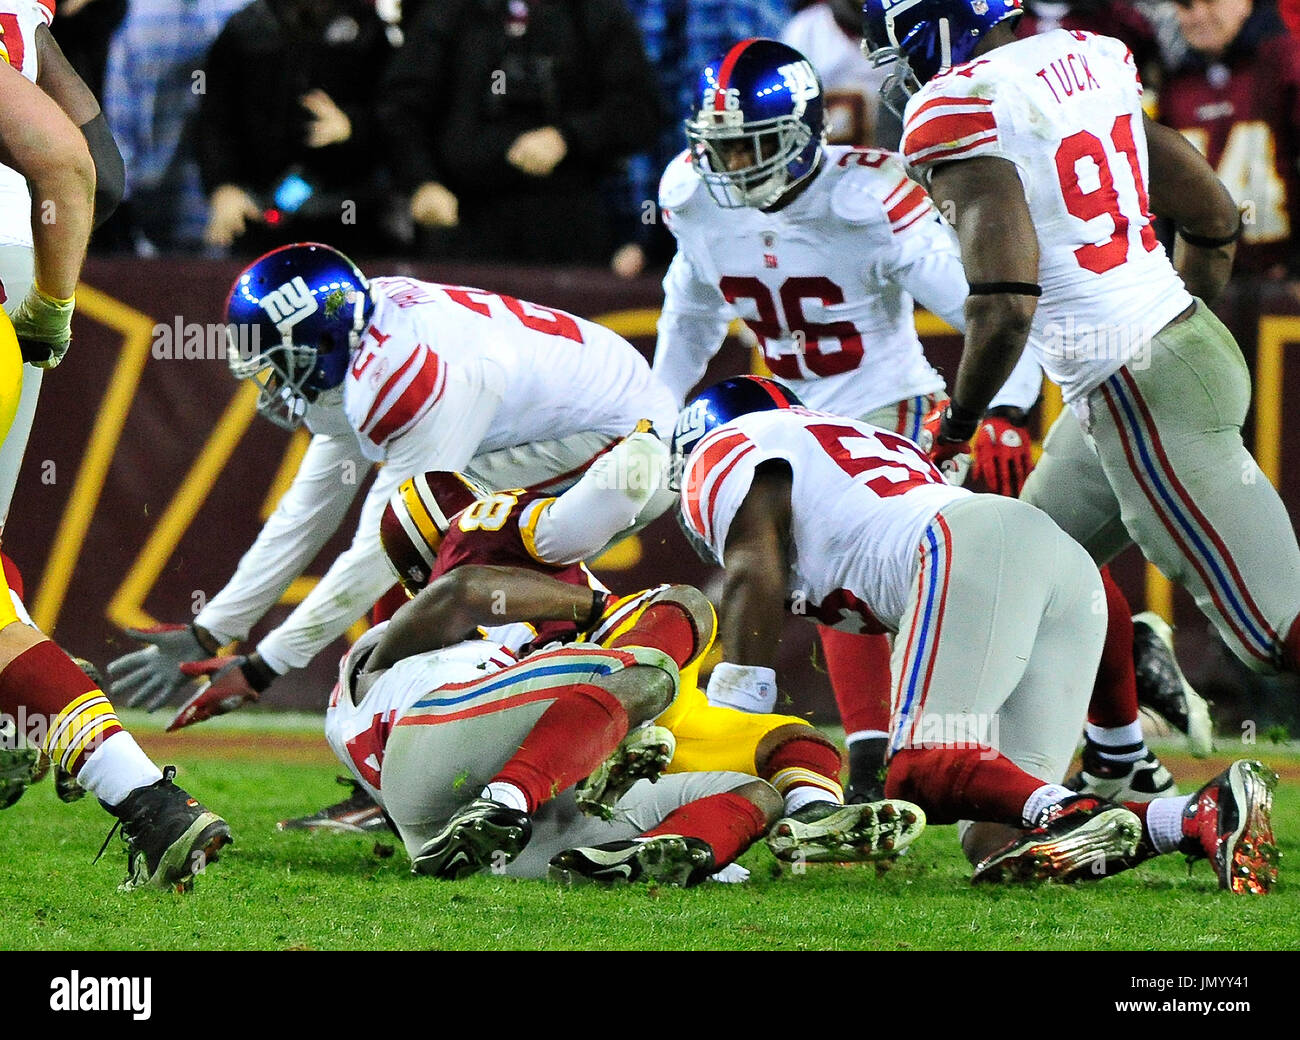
[
  {"left": 411, "top": 798, "right": 531, "bottom": 879},
  {"left": 1132, "top": 613, "right": 1213, "bottom": 756},
  {"left": 1066, "top": 742, "right": 1176, "bottom": 803},
  {"left": 104, "top": 766, "right": 231, "bottom": 892},
  {"left": 549, "top": 835, "right": 716, "bottom": 888},
  {"left": 278, "top": 776, "right": 391, "bottom": 834},
  {"left": 0, "top": 745, "right": 40, "bottom": 809},
  {"left": 845, "top": 736, "right": 888, "bottom": 804}
]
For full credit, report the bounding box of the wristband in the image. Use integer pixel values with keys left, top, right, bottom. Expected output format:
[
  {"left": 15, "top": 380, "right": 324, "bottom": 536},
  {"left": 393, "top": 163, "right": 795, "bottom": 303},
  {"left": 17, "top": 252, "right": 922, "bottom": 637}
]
[
  {"left": 940, "top": 400, "right": 982, "bottom": 443},
  {"left": 580, "top": 589, "right": 610, "bottom": 631},
  {"left": 239, "top": 655, "right": 278, "bottom": 693},
  {"left": 967, "top": 281, "right": 1042, "bottom": 297},
  {"left": 1176, "top": 218, "right": 1243, "bottom": 249}
]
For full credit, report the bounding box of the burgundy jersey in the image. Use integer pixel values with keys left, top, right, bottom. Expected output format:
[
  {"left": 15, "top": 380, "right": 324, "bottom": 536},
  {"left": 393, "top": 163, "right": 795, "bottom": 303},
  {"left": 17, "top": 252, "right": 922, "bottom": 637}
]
[
  {"left": 429, "top": 488, "right": 603, "bottom": 645},
  {"left": 1159, "top": 22, "right": 1300, "bottom": 275},
  {"left": 1017, "top": 1, "right": 1159, "bottom": 72}
]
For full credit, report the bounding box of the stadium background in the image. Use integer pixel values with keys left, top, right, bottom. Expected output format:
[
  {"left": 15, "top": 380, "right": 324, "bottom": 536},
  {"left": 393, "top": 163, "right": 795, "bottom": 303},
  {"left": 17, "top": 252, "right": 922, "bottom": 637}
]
[{"left": 9, "top": 258, "right": 1299, "bottom": 732}]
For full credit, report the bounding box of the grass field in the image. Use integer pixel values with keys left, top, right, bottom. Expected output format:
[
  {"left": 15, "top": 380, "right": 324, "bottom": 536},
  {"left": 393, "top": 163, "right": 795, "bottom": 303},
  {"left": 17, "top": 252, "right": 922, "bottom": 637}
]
[{"left": 4, "top": 712, "right": 1298, "bottom": 951}]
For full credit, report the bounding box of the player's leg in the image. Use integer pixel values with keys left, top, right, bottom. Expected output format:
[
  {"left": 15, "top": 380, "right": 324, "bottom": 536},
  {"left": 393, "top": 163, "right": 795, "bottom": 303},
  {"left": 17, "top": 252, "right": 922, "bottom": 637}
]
[
  {"left": 883, "top": 497, "right": 1139, "bottom": 880},
  {"left": 536, "top": 773, "right": 781, "bottom": 887},
  {"left": 1020, "top": 406, "right": 1181, "bottom": 787},
  {"left": 1088, "top": 303, "right": 1300, "bottom": 675},
  {"left": 390, "top": 644, "right": 678, "bottom": 877},
  {"left": 0, "top": 245, "right": 38, "bottom": 530}
]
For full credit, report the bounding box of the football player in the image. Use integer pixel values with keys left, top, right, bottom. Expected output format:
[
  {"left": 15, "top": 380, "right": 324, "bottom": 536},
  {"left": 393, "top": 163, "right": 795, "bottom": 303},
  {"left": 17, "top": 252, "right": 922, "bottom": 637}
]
[
  {"left": 108, "top": 243, "right": 678, "bottom": 726},
  {"left": 0, "top": 56, "right": 228, "bottom": 892},
  {"left": 862, "top": 0, "right": 1294, "bottom": 875},
  {"left": 656, "top": 37, "right": 1195, "bottom": 805},
  {"left": 674, "top": 375, "right": 1277, "bottom": 892},
  {"left": 360, "top": 436, "right": 926, "bottom": 867},
  {"left": 0, "top": 0, "right": 125, "bottom": 528}
]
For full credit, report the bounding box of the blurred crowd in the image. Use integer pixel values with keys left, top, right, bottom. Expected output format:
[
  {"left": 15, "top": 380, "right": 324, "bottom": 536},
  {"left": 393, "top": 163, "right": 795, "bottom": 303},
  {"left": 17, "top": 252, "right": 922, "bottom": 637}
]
[{"left": 61, "top": 0, "right": 1298, "bottom": 286}]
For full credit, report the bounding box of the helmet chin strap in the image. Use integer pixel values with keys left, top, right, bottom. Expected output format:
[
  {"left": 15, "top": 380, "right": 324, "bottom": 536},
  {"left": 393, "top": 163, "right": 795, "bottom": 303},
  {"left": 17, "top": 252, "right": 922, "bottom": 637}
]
[{"left": 939, "top": 17, "right": 953, "bottom": 72}]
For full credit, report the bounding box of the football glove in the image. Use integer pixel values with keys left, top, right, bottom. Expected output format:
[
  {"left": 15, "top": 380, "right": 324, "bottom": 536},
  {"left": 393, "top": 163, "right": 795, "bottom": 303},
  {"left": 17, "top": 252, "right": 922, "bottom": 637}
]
[
  {"left": 705, "top": 662, "right": 778, "bottom": 714},
  {"left": 11, "top": 284, "right": 74, "bottom": 369},
  {"left": 167, "top": 654, "right": 277, "bottom": 732},
  {"left": 918, "top": 403, "right": 973, "bottom": 487},
  {"left": 107, "top": 623, "right": 211, "bottom": 711},
  {"left": 971, "top": 409, "right": 1034, "bottom": 497}
]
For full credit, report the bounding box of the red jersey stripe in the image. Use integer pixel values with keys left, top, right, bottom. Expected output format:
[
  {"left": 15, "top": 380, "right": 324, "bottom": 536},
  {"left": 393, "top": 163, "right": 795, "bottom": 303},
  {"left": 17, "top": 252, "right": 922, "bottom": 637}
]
[
  {"left": 684, "top": 430, "right": 750, "bottom": 536},
  {"left": 903, "top": 111, "right": 998, "bottom": 161},
  {"left": 360, "top": 345, "right": 423, "bottom": 432},
  {"left": 368, "top": 347, "right": 444, "bottom": 446}
]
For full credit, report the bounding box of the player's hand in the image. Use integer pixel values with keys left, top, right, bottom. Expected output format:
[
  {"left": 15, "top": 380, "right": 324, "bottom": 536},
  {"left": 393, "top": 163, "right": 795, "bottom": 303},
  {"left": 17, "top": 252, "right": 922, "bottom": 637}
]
[
  {"left": 107, "top": 623, "right": 213, "bottom": 711},
  {"left": 506, "top": 126, "right": 567, "bottom": 177},
  {"left": 205, "top": 184, "right": 262, "bottom": 248},
  {"left": 971, "top": 410, "right": 1033, "bottom": 497},
  {"left": 168, "top": 654, "right": 276, "bottom": 731},
  {"left": 918, "top": 404, "right": 973, "bottom": 486},
  {"left": 11, "top": 284, "right": 74, "bottom": 368},
  {"left": 409, "top": 181, "right": 459, "bottom": 228},
  {"left": 301, "top": 89, "right": 352, "bottom": 148}
]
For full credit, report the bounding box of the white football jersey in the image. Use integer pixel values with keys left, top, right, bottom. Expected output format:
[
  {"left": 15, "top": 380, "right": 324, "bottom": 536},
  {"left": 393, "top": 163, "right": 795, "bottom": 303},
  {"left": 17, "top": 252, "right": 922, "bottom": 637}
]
[
  {"left": 679, "top": 407, "right": 968, "bottom": 634},
  {"left": 901, "top": 30, "right": 1194, "bottom": 404},
  {"left": 346, "top": 277, "right": 676, "bottom": 464},
  {"left": 325, "top": 622, "right": 533, "bottom": 804},
  {"left": 0, "top": 0, "right": 54, "bottom": 250},
  {"left": 657, "top": 145, "right": 963, "bottom": 418}
]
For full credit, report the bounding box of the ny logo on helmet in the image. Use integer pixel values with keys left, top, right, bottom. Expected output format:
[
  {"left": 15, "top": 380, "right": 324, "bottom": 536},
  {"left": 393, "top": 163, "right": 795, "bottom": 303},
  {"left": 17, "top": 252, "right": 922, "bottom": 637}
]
[
  {"left": 777, "top": 61, "right": 819, "bottom": 103},
  {"left": 260, "top": 276, "right": 318, "bottom": 331}
]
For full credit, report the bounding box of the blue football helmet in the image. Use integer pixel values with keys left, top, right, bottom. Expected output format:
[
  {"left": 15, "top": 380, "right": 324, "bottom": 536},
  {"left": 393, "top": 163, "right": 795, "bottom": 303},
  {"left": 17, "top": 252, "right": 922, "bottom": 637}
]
[
  {"left": 861, "top": 0, "right": 1024, "bottom": 106},
  {"left": 670, "top": 376, "right": 803, "bottom": 492},
  {"left": 225, "top": 242, "right": 375, "bottom": 430},
  {"left": 685, "top": 39, "right": 827, "bottom": 210}
]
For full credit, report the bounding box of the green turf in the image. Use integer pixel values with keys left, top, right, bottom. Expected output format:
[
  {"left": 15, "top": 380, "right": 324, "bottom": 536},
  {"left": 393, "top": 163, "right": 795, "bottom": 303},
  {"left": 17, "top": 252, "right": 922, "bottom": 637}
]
[{"left": 3, "top": 729, "right": 1297, "bottom": 951}]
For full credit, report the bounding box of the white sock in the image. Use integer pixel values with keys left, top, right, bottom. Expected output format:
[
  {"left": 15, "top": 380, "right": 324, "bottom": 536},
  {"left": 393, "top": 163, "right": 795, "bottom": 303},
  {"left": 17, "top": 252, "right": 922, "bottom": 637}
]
[
  {"left": 1147, "top": 794, "right": 1194, "bottom": 854},
  {"left": 1084, "top": 721, "right": 1147, "bottom": 763},
  {"left": 845, "top": 729, "right": 889, "bottom": 745},
  {"left": 1021, "top": 783, "right": 1075, "bottom": 828},
  {"left": 482, "top": 781, "right": 529, "bottom": 813},
  {"left": 76, "top": 732, "right": 163, "bottom": 807},
  {"left": 783, "top": 785, "right": 838, "bottom": 816}
]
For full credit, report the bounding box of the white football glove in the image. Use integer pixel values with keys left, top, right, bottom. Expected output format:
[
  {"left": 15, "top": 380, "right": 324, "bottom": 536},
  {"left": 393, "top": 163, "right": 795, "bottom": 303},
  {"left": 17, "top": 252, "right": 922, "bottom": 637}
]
[
  {"left": 705, "top": 662, "right": 778, "bottom": 714},
  {"left": 107, "top": 623, "right": 211, "bottom": 711}
]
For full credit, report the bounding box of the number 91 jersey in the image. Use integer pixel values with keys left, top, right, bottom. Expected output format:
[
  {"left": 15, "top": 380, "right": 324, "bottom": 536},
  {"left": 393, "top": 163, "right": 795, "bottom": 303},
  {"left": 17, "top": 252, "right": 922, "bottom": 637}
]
[
  {"left": 679, "top": 407, "right": 966, "bottom": 634},
  {"left": 901, "top": 29, "right": 1194, "bottom": 405}
]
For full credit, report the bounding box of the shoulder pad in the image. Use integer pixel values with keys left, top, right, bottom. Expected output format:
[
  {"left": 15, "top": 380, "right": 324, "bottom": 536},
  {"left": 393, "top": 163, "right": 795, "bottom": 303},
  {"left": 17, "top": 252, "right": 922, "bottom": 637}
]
[
  {"left": 659, "top": 150, "right": 703, "bottom": 211},
  {"left": 828, "top": 148, "right": 912, "bottom": 225}
]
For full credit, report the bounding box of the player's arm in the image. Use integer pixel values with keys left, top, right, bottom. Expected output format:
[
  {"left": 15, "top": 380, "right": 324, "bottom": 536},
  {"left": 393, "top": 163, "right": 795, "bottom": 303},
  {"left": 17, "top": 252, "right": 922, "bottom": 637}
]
[
  {"left": 36, "top": 23, "right": 124, "bottom": 228},
  {"left": 926, "top": 156, "right": 1040, "bottom": 447},
  {"left": 367, "top": 565, "right": 604, "bottom": 671},
  {"left": 1143, "top": 114, "right": 1240, "bottom": 306},
  {"left": 653, "top": 250, "right": 733, "bottom": 407}
]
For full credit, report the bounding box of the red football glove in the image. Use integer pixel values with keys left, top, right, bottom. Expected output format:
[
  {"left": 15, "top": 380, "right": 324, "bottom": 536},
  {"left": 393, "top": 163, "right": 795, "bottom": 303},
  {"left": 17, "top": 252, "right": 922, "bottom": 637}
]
[
  {"left": 919, "top": 402, "right": 973, "bottom": 486},
  {"left": 168, "top": 655, "right": 274, "bottom": 731},
  {"left": 971, "top": 412, "right": 1034, "bottom": 497}
]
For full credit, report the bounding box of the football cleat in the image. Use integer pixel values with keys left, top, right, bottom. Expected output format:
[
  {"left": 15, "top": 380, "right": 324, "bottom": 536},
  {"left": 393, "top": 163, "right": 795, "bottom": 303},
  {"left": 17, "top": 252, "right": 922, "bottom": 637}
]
[
  {"left": 278, "top": 776, "right": 391, "bottom": 834},
  {"left": 1132, "top": 612, "right": 1213, "bottom": 757},
  {"left": 972, "top": 797, "right": 1142, "bottom": 884},
  {"left": 575, "top": 725, "right": 675, "bottom": 820},
  {"left": 1066, "top": 744, "right": 1176, "bottom": 803},
  {"left": 767, "top": 798, "right": 926, "bottom": 863},
  {"left": 548, "top": 835, "right": 716, "bottom": 888},
  {"left": 1179, "top": 759, "right": 1279, "bottom": 895},
  {"left": 101, "top": 766, "right": 232, "bottom": 893},
  {"left": 0, "top": 744, "right": 40, "bottom": 810},
  {"left": 411, "top": 798, "right": 531, "bottom": 880}
]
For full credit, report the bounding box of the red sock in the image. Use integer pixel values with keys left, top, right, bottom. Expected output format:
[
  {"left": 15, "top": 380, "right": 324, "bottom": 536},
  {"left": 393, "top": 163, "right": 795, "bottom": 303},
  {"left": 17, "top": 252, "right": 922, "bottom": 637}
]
[
  {"left": 1, "top": 552, "right": 24, "bottom": 602},
  {"left": 762, "top": 734, "right": 844, "bottom": 793},
  {"left": 0, "top": 641, "right": 121, "bottom": 776},
  {"left": 492, "top": 683, "right": 629, "bottom": 812},
  {"left": 643, "top": 792, "right": 768, "bottom": 867},
  {"left": 885, "top": 746, "right": 1045, "bottom": 826},
  {"left": 1088, "top": 567, "right": 1139, "bottom": 728},
  {"left": 819, "top": 626, "right": 891, "bottom": 735},
  {"left": 371, "top": 583, "right": 408, "bottom": 625},
  {"left": 609, "top": 601, "right": 697, "bottom": 668}
]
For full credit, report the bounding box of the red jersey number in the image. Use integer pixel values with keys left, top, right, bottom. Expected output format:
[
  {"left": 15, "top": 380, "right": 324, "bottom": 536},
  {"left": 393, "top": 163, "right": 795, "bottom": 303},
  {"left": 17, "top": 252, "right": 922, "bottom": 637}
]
[
  {"left": 805, "top": 421, "right": 943, "bottom": 497},
  {"left": 718, "top": 276, "right": 863, "bottom": 378}
]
